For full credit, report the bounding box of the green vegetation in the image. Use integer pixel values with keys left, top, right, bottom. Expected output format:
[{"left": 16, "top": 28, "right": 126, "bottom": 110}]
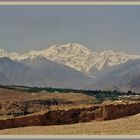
[{"left": 0, "top": 85, "right": 139, "bottom": 104}]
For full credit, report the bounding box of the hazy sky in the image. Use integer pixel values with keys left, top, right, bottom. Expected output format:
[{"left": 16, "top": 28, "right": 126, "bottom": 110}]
[{"left": 0, "top": 5, "right": 140, "bottom": 54}]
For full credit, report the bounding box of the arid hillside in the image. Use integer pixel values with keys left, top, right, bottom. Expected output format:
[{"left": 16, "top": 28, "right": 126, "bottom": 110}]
[
  {"left": 0, "top": 101, "right": 140, "bottom": 131},
  {"left": 0, "top": 87, "right": 95, "bottom": 119},
  {"left": 0, "top": 88, "right": 95, "bottom": 102},
  {"left": 0, "top": 87, "right": 140, "bottom": 135},
  {"left": 0, "top": 113, "right": 140, "bottom": 135}
]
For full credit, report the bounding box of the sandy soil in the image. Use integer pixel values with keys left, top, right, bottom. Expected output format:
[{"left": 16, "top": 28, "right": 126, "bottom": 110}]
[
  {"left": 0, "top": 113, "right": 140, "bottom": 135},
  {"left": 0, "top": 88, "right": 95, "bottom": 103}
]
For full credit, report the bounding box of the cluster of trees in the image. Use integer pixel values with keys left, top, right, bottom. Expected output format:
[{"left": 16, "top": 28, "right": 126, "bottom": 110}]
[{"left": 1, "top": 85, "right": 138, "bottom": 103}]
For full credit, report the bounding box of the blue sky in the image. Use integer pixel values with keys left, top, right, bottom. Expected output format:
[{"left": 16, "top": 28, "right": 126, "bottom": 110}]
[{"left": 0, "top": 5, "right": 140, "bottom": 54}]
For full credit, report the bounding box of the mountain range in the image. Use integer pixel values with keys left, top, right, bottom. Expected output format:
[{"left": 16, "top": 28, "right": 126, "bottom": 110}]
[
  {"left": 1, "top": 43, "right": 140, "bottom": 76},
  {"left": 89, "top": 59, "right": 140, "bottom": 92},
  {"left": 0, "top": 43, "right": 140, "bottom": 92},
  {"left": 0, "top": 56, "right": 93, "bottom": 89}
]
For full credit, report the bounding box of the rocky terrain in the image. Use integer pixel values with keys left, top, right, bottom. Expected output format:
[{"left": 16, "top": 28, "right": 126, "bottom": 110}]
[
  {"left": 0, "top": 113, "right": 140, "bottom": 135},
  {"left": 0, "top": 87, "right": 95, "bottom": 119},
  {"left": 0, "top": 87, "right": 140, "bottom": 135},
  {"left": 0, "top": 99, "right": 140, "bottom": 131}
]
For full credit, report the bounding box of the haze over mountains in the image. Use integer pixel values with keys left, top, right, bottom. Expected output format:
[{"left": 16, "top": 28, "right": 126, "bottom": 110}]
[
  {"left": 90, "top": 59, "right": 140, "bottom": 92},
  {"left": 0, "top": 43, "right": 140, "bottom": 91}
]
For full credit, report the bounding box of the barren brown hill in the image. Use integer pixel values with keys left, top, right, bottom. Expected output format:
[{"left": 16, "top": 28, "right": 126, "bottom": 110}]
[
  {"left": 0, "top": 113, "right": 140, "bottom": 135},
  {"left": 0, "top": 88, "right": 95, "bottom": 102},
  {"left": 0, "top": 88, "right": 95, "bottom": 119},
  {"left": 0, "top": 101, "right": 140, "bottom": 131},
  {"left": 0, "top": 87, "right": 140, "bottom": 135}
]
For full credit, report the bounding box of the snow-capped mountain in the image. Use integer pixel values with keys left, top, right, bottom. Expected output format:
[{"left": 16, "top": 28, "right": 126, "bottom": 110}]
[
  {"left": 0, "top": 43, "right": 140, "bottom": 76},
  {"left": 0, "top": 49, "right": 20, "bottom": 60},
  {"left": 88, "top": 59, "right": 140, "bottom": 92}
]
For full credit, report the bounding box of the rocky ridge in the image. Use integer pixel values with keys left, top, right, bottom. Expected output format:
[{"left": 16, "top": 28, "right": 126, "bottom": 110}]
[{"left": 0, "top": 101, "right": 140, "bottom": 130}]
